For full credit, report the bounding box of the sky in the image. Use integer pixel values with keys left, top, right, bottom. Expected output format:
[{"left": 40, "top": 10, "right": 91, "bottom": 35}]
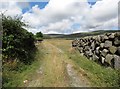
[{"left": 0, "top": 0, "right": 119, "bottom": 34}]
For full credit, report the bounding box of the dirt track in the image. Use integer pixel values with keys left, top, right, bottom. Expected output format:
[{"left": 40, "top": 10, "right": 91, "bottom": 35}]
[{"left": 26, "top": 40, "right": 90, "bottom": 87}]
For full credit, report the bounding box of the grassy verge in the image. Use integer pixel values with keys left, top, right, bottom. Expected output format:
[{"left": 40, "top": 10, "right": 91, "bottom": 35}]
[
  {"left": 3, "top": 43, "right": 44, "bottom": 87},
  {"left": 47, "top": 39, "right": 119, "bottom": 87},
  {"left": 68, "top": 51, "right": 119, "bottom": 87}
]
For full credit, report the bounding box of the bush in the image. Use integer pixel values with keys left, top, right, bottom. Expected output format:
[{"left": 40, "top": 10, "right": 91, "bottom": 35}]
[{"left": 2, "top": 15, "right": 36, "bottom": 64}]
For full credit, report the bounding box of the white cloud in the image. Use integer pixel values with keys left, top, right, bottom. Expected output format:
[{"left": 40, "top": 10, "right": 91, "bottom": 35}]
[
  {"left": 72, "top": 0, "right": 119, "bottom": 32},
  {"left": 0, "top": 0, "right": 50, "bottom": 2},
  {"left": 0, "top": 2, "right": 23, "bottom": 17},
  {"left": 44, "top": 31, "right": 61, "bottom": 34},
  {"left": 22, "top": 0, "right": 90, "bottom": 34},
  {"left": 41, "top": 19, "right": 73, "bottom": 34},
  {"left": 91, "top": 0, "right": 118, "bottom": 22},
  {"left": 1, "top": 0, "right": 119, "bottom": 34}
]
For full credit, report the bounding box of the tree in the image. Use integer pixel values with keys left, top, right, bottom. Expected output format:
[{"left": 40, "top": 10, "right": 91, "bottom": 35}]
[{"left": 36, "top": 32, "right": 43, "bottom": 38}]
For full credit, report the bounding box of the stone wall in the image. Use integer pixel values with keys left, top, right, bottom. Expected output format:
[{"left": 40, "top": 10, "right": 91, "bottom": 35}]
[{"left": 72, "top": 32, "right": 120, "bottom": 70}]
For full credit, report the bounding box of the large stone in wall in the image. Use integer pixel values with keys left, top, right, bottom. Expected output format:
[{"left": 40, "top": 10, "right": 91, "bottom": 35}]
[
  {"left": 83, "top": 38, "right": 86, "bottom": 43},
  {"left": 79, "top": 42, "right": 84, "bottom": 47},
  {"left": 78, "top": 47, "right": 83, "bottom": 53},
  {"left": 78, "top": 40, "right": 82, "bottom": 47},
  {"left": 114, "top": 55, "right": 120, "bottom": 70},
  {"left": 106, "top": 33, "right": 111, "bottom": 36},
  {"left": 109, "top": 46, "right": 117, "bottom": 54},
  {"left": 88, "top": 50, "right": 93, "bottom": 57},
  {"left": 100, "top": 43, "right": 104, "bottom": 48},
  {"left": 83, "top": 43, "right": 88, "bottom": 46},
  {"left": 114, "top": 32, "right": 120, "bottom": 37},
  {"left": 95, "top": 47, "right": 100, "bottom": 55},
  {"left": 92, "top": 54, "right": 99, "bottom": 61},
  {"left": 104, "top": 40, "right": 112, "bottom": 48},
  {"left": 116, "top": 47, "right": 120, "bottom": 55},
  {"left": 90, "top": 39, "right": 93, "bottom": 43},
  {"left": 101, "top": 57, "right": 105, "bottom": 64},
  {"left": 84, "top": 51, "right": 90, "bottom": 58},
  {"left": 93, "top": 36, "right": 96, "bottom": 40},
  {"left": 72, "top": 40, "right": 77, "bottom": 47},
  {"left": 100, "top": 35, "right": 105, "bottom": 42},
  {"left": 96, "top": 35, "right": 101, "bottom": 42},
  {"left": 114, "top": 37, "right": 120, "bottom": 46},
  {"left": 101, "top": 49, "right": 109, "bottom": 57},
  {"left": 91, "top": 41, "right": 95, "bottom": 50},
  {"left": 105, "top": 54, "right": 113, "bottom": 65},
  {"left": 104, "top": 35, "right": 109, "bottom": 40},
  {"left": 84, "top": 50, "right": 93, "bottom": 58},
  {"left": 109, "top": 33, "right": 115, "bottom": 39},
  {"left": 84, "top": 46, "right": 90, "bottom": 51},
  {"left": 95, "top": 41, "right": 100, "bottom": 47},
  {"left": 88, "top": 42, "right": 91, "bottom": 46}
]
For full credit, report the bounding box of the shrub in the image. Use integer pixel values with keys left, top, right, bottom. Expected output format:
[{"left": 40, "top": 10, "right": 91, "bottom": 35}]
[{"left": 2, "top": 15, "right": 36, "bottom": 64}]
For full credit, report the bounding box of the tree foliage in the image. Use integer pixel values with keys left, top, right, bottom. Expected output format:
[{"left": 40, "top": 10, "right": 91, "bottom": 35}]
[
  {"left": 2, "top": 15, "right": 36, "bottom": 64},
  {"left": 35, "top": 32, "right": 43, "bottom": 41},
  {"left": 36, "top": 32, "right": 43, "bottom": 38}
]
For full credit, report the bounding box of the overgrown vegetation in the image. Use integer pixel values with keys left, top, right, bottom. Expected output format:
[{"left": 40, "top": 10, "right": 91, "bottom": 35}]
[
  {"left": 2, "top": 15, "right": 36, "bottom": 64},
  {"left": 2, "top": 14, "right": 38, "bottom": 87},
  {"left": 2, "top": 44, "right": 44, "bottom": 87}
]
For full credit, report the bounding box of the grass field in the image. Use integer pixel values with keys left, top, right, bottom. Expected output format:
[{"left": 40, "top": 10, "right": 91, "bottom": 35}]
[{"left": 3, "top": 39, "right": 119, "bottom": 87}]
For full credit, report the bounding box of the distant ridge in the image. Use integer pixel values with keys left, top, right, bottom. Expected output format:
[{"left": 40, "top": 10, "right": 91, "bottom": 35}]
[{"left": 43, "top": 30, "right": 120, "bottom": 39}]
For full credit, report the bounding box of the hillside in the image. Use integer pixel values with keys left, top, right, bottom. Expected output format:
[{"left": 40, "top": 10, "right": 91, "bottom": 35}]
[
  {"left": 43, "top": 34, "right": 64, "bottom": 39},
  {"left": 44, "top": 30, "right": 120, "bottom": 39}
]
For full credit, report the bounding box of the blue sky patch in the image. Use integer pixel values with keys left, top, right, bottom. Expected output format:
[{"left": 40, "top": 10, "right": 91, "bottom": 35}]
[
  {"left": 22, "top": 2, "right": 48, "bottom": 13},
  {"left": 21, "top": 0, "right": 99, "bottom": 14},
  {"left": 88, "top": 2, "right": 96, "bottom": 5},
  {"left": 112, "top": 27, "right": 118, "bottom": 30},
  {"left": 71, "top": 23, "right": 80, "bottom": 30}
]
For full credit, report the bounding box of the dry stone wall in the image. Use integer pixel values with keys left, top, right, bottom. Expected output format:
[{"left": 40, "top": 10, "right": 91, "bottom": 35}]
[{"left": 72, "top": 32, "right": 120, "bottom": 70}]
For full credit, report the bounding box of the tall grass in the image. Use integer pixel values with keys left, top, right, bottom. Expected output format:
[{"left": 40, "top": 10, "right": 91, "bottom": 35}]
[{"left": 2, "top": 43, "right": 44, "bottom": 87}]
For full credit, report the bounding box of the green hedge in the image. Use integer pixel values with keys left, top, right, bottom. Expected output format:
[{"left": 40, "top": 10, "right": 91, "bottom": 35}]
[{"left": 2, "top": 15, "right": 36, "bottom": 64}]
